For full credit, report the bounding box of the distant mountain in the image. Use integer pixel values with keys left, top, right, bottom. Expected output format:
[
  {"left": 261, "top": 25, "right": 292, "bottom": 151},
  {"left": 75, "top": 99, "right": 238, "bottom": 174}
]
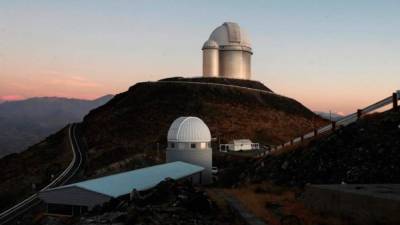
[
  {"left": 314, "top": 111, "right": 344, "bottom": 121},
  {"left": 0, "top": 95, "right": 113, "bottom": 157}
]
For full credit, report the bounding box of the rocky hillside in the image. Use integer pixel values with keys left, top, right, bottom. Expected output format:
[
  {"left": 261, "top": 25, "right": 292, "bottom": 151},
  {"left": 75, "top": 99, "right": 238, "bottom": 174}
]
[
  {"left": 0, "top": 95, "right": 113, "bottom": 157},
  {"left": 0, "top": 78, "right": 326, "bottom": 212},
  {"left": 0, "top": 127, "right": 72, "bottom": 212},
  {"left": 246, "top": 109, "right": 400, "bottom": 186},
  {"left": 81, "top": 78, "right": 326, "bottom": 175}
]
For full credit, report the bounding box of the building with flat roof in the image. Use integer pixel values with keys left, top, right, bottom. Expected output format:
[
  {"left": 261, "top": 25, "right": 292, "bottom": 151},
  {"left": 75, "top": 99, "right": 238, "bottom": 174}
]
[
  {"left": 219, "top": 139, "right": 260, "bottom": 152},
  {"left": 39, "top": 161, "right": 204, "bottom": 216}
]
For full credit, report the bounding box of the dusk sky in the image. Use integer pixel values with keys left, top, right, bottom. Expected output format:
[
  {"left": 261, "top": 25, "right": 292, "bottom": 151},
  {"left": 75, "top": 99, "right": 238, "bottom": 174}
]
[{"left": 1, "top": 0, "right": 399, "bottom": 114}]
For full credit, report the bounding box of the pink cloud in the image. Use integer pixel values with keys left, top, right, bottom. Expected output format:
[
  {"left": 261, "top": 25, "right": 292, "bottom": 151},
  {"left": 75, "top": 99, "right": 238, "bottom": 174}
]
[
  {"left": 0, "top": 95, "right": 25, "bottom": 102},
  {"left": 335, "top": 111, "right": 346, "bottom": 116},
  {"left": 48, "top": 75, "right": 102, "bottom": 88}
]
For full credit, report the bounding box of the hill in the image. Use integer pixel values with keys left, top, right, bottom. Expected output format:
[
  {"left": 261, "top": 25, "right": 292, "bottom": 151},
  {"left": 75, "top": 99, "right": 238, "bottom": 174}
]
[
  {"left": 0, "top": 127, "right": 72, "bottom": 212},
  {"left": 244, "top": 109, "right": 400, "bottom": 186},
  {"left": 0, "top": 78, "right": 326, "bottom": 211},
  {"left": 80, "top": 78, "right": 326, "bottom": 175},
  {"left": 0, "top": 95, "right": 113, "bottom": 157},
  {"left": 314, "top": 111, "right": 344, "bottom": 121}
]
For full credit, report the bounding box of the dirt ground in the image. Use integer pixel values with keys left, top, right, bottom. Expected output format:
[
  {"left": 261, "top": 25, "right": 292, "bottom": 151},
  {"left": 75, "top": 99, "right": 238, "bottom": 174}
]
[{"left": 209, "top": 182, "right": 347, "bottom": 225}]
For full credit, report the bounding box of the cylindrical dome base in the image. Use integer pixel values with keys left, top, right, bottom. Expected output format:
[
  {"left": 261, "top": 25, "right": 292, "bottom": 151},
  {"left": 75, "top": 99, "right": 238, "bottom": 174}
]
[
  {"left": 166, "top": 149, "right": 212, "bottom": 185},
  {"left": 202, "top": 49, "right": 219, "bottom": 77},
  {"left": 219, "top": 50, "right": 251, "bottom": 79}
]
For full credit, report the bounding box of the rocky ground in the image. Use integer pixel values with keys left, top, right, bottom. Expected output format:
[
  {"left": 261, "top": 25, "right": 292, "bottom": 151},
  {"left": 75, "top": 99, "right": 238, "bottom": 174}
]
[{"left": 245, "top": 110, "right": 400, "bottom": 186}]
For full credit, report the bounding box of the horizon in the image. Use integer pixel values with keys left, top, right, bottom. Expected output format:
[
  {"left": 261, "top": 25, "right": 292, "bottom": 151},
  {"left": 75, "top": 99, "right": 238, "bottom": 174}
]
[{"left": 1, "top": 1, "right": 399, "bottom": 114}]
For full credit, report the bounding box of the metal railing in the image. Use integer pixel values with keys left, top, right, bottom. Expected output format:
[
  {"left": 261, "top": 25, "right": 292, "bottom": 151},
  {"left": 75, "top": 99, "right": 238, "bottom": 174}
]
[{"left": 270, "top": 91, "right": 399, "bottom": 152}]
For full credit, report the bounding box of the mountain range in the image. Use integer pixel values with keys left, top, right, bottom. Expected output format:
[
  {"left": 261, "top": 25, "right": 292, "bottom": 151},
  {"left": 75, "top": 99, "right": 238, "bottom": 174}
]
[
  {"left": 314, "top": 111, "right": 344, "bottom": 121},
  {"left": 0, "top": 95, "right": 113, "bottom": 157}
]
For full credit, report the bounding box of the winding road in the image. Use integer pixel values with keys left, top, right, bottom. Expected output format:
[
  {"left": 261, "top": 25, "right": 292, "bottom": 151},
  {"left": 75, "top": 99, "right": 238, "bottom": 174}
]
[{"left": 0, "top": 123, "right": 84, "bottom": 225}]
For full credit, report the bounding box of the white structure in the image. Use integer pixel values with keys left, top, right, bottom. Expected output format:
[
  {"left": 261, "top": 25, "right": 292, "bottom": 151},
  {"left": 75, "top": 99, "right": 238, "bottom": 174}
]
[
  {"left": 202, "top": 22, "right": 253, "bottom": 80},
  {"left": 166, "top": 116, "right": 213, "bottom": 184},
  {"left": 39, "top": 162, "right": 203, "bottom": 215},
  {"left": 219, "top": 139, "right": 260, "bottom": 152}
]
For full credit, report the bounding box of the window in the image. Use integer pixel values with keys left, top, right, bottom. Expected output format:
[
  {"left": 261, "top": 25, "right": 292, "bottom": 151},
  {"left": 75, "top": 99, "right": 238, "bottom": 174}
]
[
  {"left": 170, "top": 143, "right": 175, "bottom": 148},
  {"left": 200, "top": 142, "right": 206, "bottom": 149},
  {"left": 191, "top": 143, "right": 196, "bottom": 148}
]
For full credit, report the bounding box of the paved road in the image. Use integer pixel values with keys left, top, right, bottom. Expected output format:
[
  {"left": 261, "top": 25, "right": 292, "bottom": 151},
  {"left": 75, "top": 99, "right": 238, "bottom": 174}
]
[
  {"left": 0, "top": 123, "right": 84, "bottom": 225},
  {"left": 157, "top": 80, "right": 283, "bottom": 97}
]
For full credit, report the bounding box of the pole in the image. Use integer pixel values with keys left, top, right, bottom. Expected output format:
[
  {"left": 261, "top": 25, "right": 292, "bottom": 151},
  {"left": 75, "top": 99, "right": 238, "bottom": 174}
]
[
  {"left": 393, "top": 92, "right": 398, "bottom": 111},
  {"left": 357, "top": 109, "right": 362, "bottom": 120}
]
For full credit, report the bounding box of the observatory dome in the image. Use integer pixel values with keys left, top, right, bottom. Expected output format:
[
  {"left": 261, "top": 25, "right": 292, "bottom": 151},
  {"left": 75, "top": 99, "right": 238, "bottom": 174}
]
[
  {"left": 202, "top": 22, "right": 253, "bottom": 79},
  {"left": 208, "top": 22, "right": 252, "bottom": 50},
  {"left": 167, "top": 117, "right": 211, "bottom": 142}
]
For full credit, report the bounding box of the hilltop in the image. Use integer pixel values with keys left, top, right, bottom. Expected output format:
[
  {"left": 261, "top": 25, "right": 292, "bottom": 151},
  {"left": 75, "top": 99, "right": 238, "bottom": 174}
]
[{"left": 80, "top": 78, "right": 326, "bottom": 175}]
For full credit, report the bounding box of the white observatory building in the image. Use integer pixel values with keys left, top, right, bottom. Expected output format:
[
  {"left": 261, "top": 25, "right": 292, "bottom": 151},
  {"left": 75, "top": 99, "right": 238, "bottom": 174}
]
[
  {"left": 166, "top": 116, "right": 212, "bottom": 184},
  {"left": 202, "top": 22, "right": 253, "bottom": 80}
]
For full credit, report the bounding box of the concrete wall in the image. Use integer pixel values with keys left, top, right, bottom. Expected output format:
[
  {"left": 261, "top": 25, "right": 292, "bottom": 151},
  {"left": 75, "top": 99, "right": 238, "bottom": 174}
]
[
  {"left": 39, "top": 186, "right": 111, "bottom": 209},
  {"left": 166, "top": 149, "right": 212, "bottom": 184}
]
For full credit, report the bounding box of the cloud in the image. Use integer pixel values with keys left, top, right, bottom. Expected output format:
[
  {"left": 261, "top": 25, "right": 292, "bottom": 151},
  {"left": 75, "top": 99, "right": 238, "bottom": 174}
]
[
  {"left": 335, "top": 111, "right": 346, "bottom": 116},
  {"left": 48, "top": 75, "right": 102, "bottom": 88},
  {"left": 0, "top": 95, "right": 25, "bottom": 102}
]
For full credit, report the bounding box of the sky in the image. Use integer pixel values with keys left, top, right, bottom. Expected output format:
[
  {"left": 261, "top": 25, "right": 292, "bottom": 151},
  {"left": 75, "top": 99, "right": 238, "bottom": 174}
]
[{"left": 0, "top": 0, "right": 399, "bottom": 114}]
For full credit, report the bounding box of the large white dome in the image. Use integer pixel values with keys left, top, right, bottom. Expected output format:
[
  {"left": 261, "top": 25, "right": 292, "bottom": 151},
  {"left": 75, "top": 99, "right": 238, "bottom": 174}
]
[
  {"left": 167, "top": 117, "right": 211, "bottom": 142},
  {"left": 208, "top": 22, "right": 251, "bottom": 49}
]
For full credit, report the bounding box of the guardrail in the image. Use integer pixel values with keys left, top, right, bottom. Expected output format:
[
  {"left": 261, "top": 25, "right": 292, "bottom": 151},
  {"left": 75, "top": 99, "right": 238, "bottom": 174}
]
[{"left": 270, "top": 91, "right": 400, "bottom": 152}]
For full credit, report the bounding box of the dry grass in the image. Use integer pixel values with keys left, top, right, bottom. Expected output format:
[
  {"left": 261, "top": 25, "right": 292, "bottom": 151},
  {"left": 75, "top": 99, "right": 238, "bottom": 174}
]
[{"left": 217, "top": 182, "right": 346, "bottom": 225}]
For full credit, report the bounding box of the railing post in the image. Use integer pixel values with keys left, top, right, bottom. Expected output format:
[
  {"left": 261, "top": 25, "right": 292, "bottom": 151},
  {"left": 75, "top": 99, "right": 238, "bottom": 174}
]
[
  {"left": 332, "top": 121, "right": 336, "bottom": 131},
  {"left": 290, "top": 139, "right": 294, "bottom": 145},
  {"left": 301, "top": 135, "right": 304, "bottom": 142},
  {"left": 393, "top": 92, "right": 398, "bottom": 111},
  {"left": 314, "top": 129, "right": 318, "bottom": 137},
  {"left": 357, "top": 109, "right": 362, "bottom": 120}
]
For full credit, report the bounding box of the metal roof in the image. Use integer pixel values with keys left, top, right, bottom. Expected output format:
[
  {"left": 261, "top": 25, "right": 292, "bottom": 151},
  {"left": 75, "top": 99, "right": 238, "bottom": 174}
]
[
  {"left": 208, "top": 22, "right": 252, "bottom": 49},
  {"left": 231, "top": 139, "right": 252, "bottom": 144},
  {"left": 43, "top": 161, "right": 204, "bottom": 198},
  {"left": 167, "top": 117, "right": 211, "bottom": 142}
]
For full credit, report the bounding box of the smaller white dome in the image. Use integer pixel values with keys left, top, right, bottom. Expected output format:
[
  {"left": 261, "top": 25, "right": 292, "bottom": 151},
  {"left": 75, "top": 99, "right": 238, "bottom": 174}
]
[
  {"left": 167, "top": 117, "right": 211, "bottom": 142},
  {"left": 202, "top": 40, "right": 219, "bottom": 50}
]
